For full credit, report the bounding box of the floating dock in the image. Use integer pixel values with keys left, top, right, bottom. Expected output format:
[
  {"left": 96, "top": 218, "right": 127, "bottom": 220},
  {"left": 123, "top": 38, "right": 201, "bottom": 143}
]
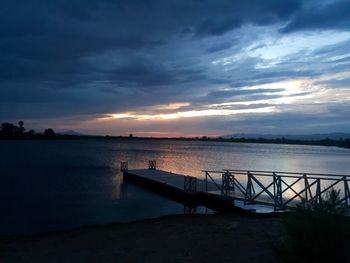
[
  {"left": 122, "top": 160, "right": 350, "bottom": 212},
  {"left": 123, "top": 168, "right": 240, "bottom": 211}
]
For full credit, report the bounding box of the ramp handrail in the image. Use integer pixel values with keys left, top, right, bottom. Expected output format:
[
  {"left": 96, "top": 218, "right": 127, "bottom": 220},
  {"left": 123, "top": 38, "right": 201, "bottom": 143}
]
[
  {"left": 204, "top": 171, "right": 222, "bottom": 192},
  {"left": 203, "top": 169, "right": 350, "bottom": 210}
]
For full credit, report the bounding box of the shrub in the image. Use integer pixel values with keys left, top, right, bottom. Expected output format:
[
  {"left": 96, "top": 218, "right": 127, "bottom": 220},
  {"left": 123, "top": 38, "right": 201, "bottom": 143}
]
[{"left": 275, "top": 189, "right": 350, "bottom": 263}]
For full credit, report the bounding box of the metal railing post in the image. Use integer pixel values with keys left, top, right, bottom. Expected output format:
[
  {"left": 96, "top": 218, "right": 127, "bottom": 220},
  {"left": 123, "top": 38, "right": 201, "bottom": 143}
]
[
  {"left": 245, "top": 171, "right": 254, "bottom": 203},
  {"left": 221, "top": 172, "right": 225, "bottom": 197},
  {"left": 148, "top": 160, "right": 156, "bottom": 170},
  {"left": 316, "top": 178, "right": 322, "bottom": 205},
  {"left": 303, "top": 174, "right": 308, "bottom": 202},
  {"left": 120, "top": 161, "right": 128, "bottom": 172},
  {"left": 344, "top": 177, "right": 350, "bottom": 207},
  {"left": 221, "top": 170, "right": 234, "bottom": 198},
  {"left": 273, "top": 173, "right": 283, "bottom": 210},
  {"left": 184, "top": 176, "right": 197, "bottom": 193},
  {"left": 205, "top": 172, "right": 208, "bottom": 193}
]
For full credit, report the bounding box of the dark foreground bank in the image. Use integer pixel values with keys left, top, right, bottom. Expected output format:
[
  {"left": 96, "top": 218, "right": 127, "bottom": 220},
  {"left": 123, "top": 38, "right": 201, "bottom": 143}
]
[{"left": 0, "top": 213, "right": 281, "bottom": 263}]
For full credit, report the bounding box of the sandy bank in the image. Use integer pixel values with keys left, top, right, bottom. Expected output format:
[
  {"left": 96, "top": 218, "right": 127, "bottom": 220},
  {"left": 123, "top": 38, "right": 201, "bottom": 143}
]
[{"left": 0, "top": 213, "right": 282, "bottom": 263}]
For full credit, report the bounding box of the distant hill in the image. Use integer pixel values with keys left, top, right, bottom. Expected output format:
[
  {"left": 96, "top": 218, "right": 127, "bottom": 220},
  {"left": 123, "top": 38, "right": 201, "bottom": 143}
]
[
  {"left": 222, "top": 133, "right": 350, "bottom": 140},
  {"left": 58, "top": 130, "right": 84, "bottom": 136}
]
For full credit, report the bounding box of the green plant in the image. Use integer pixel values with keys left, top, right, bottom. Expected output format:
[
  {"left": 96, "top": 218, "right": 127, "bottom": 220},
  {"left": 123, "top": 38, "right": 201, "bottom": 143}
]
[{"left": 275, "top": 189, "right": 350, "bottom": 263}]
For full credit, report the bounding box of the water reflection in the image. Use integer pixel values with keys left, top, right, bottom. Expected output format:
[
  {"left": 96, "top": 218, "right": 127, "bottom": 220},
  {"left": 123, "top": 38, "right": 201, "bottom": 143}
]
[
  {"left": 0, "top": 139, "right": 349, "bottom": 235},
  {"left": 118, "top": 140, "right": 350, "bottom": 177}
]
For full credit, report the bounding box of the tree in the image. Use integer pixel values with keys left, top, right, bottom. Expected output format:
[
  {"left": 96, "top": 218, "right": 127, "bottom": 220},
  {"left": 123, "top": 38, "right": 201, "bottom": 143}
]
[
  {"left": 44, "top": 128, "right": 56, "bottom": 137},
  {"left": 26, "top": 129, "right": 36, "bottom": 136},
  {"left": 0, "top": 122, "right": 17, "bottom": 138},
  {"left": 17, "top": 121, "right": 25, "bottom": 134}
]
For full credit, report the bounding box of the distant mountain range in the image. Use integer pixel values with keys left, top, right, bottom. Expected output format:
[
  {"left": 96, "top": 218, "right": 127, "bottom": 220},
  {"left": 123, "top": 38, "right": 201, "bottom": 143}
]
[
  {"left": 58, "top": 130, "right": 84, "bottom": 136},
  {"left": 222, "top": 133, "right": 350, "bottom": 140}
]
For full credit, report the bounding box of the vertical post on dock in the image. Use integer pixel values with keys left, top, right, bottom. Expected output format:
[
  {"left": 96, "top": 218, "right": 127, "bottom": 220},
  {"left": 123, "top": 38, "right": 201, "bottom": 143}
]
[
  {"left": 221, "top": 172, "right": 225, "bottom": 197},
  {"left": 120, "top": 161, "right": 128, "bottom": 172},
  {"left": 148, "top": 160, "right": 156, "bottom": 170},
  {"left": 344, "top": 176, "right": 350, "bottom": 207},
  {"left": 245, "top": 171, "right": 254, "bottom": 204},
  {"left": 184, "top": 176, "right": 197, "bottom": 193},
  {"left": 221, "top": 171, "right": 234, "bottom": 198},
  {"left": 303, "top": 174, "right": 308, "bottom": 202},
  {"left": 273, "top": 172, "right": 283, "bottom": 210},
  {"left": 205, "top": 172, "right": 208, "bottom": 193},
  {"left": 315, "top": 178, "right": 322, "bottom": 205},
  {"left": 184, "top": 205, "right": 197, "bottom": 214}
]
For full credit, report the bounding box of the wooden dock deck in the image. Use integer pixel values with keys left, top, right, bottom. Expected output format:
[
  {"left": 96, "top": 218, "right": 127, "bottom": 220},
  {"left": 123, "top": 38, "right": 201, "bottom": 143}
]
[
  {"left": 123, "top": 168, "right": 275, "bottom": 212},
  {"left": 123, "top": 168, "right": 243, "bottom": 211},
  {"left": 124, "top": 169, "right": 217, "bottom": 192}
]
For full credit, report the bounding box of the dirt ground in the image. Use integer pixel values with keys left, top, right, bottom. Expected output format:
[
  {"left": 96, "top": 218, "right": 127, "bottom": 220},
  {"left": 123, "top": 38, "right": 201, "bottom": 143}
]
[{"left": 0, "top": 213, "right": 282, "bottom": 263}]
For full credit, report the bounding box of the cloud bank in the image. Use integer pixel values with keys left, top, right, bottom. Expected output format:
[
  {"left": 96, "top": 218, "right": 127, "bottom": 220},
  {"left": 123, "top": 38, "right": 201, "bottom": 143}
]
[{"left": 1, "top": 0, "right": 350, "bottom": 136}]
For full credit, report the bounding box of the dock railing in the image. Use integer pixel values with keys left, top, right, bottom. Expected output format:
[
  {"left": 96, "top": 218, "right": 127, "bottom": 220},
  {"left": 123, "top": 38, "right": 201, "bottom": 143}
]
[
  {"left": 148, "top": 160, "right": 157, "bottom": 170},
  {"left": 184, "top": 176, "right": 197, "bottom": 193},
  {"left": 120, "top": 161, "right": 128, "bottom": 172},
  {"left": 203, "top": 169, "right": 350, "bottom": 210},
  {"left": 204, "top": 170, "right": 223, "bottom": 193}
]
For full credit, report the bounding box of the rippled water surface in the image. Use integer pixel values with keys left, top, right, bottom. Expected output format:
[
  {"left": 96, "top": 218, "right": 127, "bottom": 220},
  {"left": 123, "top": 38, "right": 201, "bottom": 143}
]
[{"left": 1, "top": 139, "right": 349, "bottom": 235}]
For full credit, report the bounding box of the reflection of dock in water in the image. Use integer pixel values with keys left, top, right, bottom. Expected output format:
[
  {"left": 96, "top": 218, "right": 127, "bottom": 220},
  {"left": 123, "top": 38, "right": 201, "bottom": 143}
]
[{"left": 121, "top": 161, "right": 350, "bottom": 212}]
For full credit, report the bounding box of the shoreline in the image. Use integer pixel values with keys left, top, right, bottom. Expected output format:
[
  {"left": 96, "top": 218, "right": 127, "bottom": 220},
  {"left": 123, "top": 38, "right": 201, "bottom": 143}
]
[
  {"left": 1, "top": 209, "right": 280, "bottom": 238},
  {"left": 0, "top": 212, "right": 282, "bottom": 262},
  {"left": 1, "top": 135, "right": 350, "bottom": 150}
]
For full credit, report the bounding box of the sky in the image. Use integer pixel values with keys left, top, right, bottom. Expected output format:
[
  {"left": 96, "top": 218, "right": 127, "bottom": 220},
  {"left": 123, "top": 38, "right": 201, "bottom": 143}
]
[{"left": 1, "top": 0, "right": 350, "bottom": 137}]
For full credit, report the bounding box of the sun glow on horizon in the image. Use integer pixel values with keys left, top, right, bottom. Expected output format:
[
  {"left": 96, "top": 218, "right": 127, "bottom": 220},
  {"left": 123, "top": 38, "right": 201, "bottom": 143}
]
[{"left": 100, "top": 106, "right": 276, "bottom": 121}]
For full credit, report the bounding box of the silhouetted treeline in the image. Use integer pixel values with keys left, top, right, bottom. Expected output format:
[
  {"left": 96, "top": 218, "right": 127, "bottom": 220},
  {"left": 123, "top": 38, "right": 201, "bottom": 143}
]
[
  {"left": 1, "top": 121, "right": 350, "bottom": 149},
  {"left": 103, "top": 135, "right": 350, "bottom": 149},
  {"left": 102, "top": 135, "right": 350, "bottom": 149},
  {"left": 0, "top": 121, "right": 71, "bottom": 140},
  {"left": 210, "top": 136, "right": 350, "bottom": 149}
]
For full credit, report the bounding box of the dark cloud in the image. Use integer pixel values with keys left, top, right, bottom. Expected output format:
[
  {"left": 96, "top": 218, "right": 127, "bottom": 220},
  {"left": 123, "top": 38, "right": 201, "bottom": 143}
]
[
  {"left": 0, "top": 0, "right": 349, "bottom": 134},
  {"left": 188, "top": 0, "right": 302, "bottom": 36},
  {"left": 211, "top": 110, "right": 350, "bottom": 134},
  {"left": 328, "top": 102, "right": 350, "bottom": 115},
  {"left": 195, "top": 18, "right": 243, "bottom": 37},
  {"left": 205, "top": 42, "right": 233, "bottom": 53},
  {"left": 206, "top": 88, "right": 284, "bottom": 99},
  {"left": 316, "top": 78, "right": 350, "bottom": 88},
  {"left": 281, "top": 0, "right": 350, "bottom": 33},
  {"left": 105, "top": 61, "right": 205, "bottom": 88}
]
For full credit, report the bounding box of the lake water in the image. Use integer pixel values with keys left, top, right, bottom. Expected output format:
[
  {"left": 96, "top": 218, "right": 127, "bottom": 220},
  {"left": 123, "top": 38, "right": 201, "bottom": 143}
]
[{"left": 1, "top": 139, "right": 350, "bottom": 235}]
